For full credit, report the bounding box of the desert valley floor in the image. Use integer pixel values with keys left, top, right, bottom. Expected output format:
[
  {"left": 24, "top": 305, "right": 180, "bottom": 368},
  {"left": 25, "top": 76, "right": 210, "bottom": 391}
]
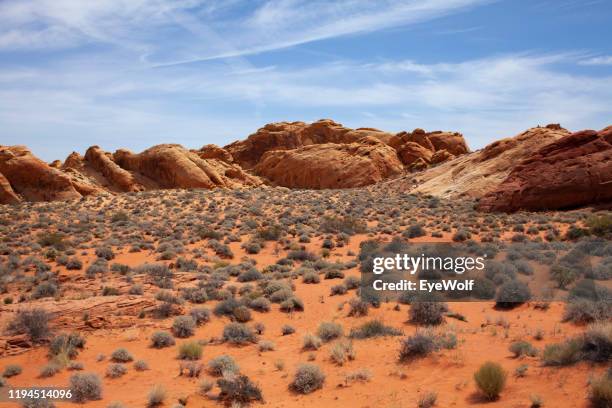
[{"left": 0, "top": 182, "right": 610, "bottom": 408}]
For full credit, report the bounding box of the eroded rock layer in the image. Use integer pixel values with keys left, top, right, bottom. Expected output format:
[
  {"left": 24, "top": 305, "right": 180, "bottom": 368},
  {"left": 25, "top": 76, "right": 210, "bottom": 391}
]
[
  {"left": 254, "top": 136, "right": 403, "bottom": 189},
  {"left": 478, "top": 126, "right": 612, "bottom": 212}
]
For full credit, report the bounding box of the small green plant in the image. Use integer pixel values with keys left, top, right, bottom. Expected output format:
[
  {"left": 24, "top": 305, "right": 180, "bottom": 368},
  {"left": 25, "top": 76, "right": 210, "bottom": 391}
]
[
  {"left": 177, "top": 341, "right": 202, "bottom": 360},
  {"left": 473, "top": 362, "right": 507, "bottom": 401}
]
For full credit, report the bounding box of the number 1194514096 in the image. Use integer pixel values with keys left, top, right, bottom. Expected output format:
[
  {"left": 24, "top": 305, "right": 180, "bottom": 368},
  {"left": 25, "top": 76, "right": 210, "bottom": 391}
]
[{"left": 3, "top": 387, "right": 73, "bottom": 401}]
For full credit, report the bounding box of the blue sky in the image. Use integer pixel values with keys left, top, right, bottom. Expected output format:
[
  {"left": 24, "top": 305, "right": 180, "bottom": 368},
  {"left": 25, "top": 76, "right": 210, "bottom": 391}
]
[{"left": 0, "top": 0, "right": 611, "bottom": 162}]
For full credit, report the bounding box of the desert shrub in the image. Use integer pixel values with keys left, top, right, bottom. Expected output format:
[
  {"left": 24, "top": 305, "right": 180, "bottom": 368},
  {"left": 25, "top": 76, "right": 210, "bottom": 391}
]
[
  {"left": 287, "top": 250, "right": 318, "bottom": 262},
  {"left": 49, "top": 332, "right": 85, "bottom": 360},
  {"left": 189, "top": 307, "right": 211, "bottom": 325},
  {"left": 302, "top": 271, "right": 320, "bottom": 284},
  {"left": 471, "top": 278, "right": 496, "bottom": 300},
  {"left": 330, "top": 339, "right": 355, "bottom": 366},
  {"left": 177, "top": 341, "right": 202, "bottom": 360},
  {"left": 320, "top": 216, "right": 366, "bottom": 235},
  {"left": 129, "top": 284, "right": 144, "bottom": 295},
  {"left": 344, "top": 276, "right": 360, "bottom": 290},
  {"left": 198, "top": 379, "right": 214, "bottom": 395},
  {"left": 282, "top": 325, "right": 295, "bottom": 335},
  {"left": 349, "top": 320, "right": 402, "bottom": 339},
  {"left": 399, "top": 332, "right": 437, "bottom": 361},
  {"left": 232, "top": 306, "right": 252, "bottom": 322},
  {"left": 70, "top": 372, "right": 102, "bottom": 402},
  {"left": 249, "top": 297, "right": 271, "bottom": 312},
  {"left": 134, "top": 360, "right": 148, "bottom": 371},
  {"left": 95, "top": 246, "right": 115, "bottom": 261},
  {"left": 495, "top": 280, "right": 531, "bottom": 309},
  {"left": 150, "top": 331, "right": 175, "bottom": 348},
  {"left": 217, "top": 374, "right": 263, "bottom": 405},
  {"left": 290, "top": 364, "right": 325, "bottom": 394},
  {"left": 258, "top": 340, "right": 275, "bottom": 352},
  {"left": 586, "top": 214, "right": 612, "bottom": 237},
  {"left": 21, "top": 398, "right": 57, "bottom": 408},
  {"left": 452, "top": 230, "right": 471, "bottom": 242},
  {"left": 473, "top": 362, "right": 507, "bottom": 401},
  {"left": 106, "top": 364, "right": 127, "bottom": 378},
  {"left": 347, "top": 298, "right": 369, "bottom": 317},
  {"left": 7, "top": 309, "right": 50, "bottom": 343},
  {"left": 330, "top": 284, "right": 347, "bottom": 296},
  {"left": 138, "top": 263, "right": 173, "bottom": 289},
  {"left": 147, "top": 385, "right": 165, "bottom": 407},
  {"left": 207, "top": 355, "right": 239, "bottom": 376},
  {"left": 178, "top": 361, "right": 202, "bottom": 377},
  {"left": 563, "top": 299, "right": 611, "bottom": 324},
  {"left": 237, "top": 268, "right": 263, "bottom": 282},
  {"left": 409, "top": 302, "right": 448, "bottom": 326},
  {"left": 214, "top": 298, "right": 241, "bottom": 317},
  {"left": 222, "top": 323, "right": 257, "bottom": 345},
  {"left": 405, "top": 224, "right": 426, "bottom": 238},
  {"left": 110, "top": 348, "right": 133, "bottom": 363},
  {"left": 3, "top": 364, "right": 22, "bottom": 378},
  {"left": 417, "top": 391, "right": 438, "bottom": 408},
  {"left": 509, "top": 341, "right": 538, "bottom": 358},
  {"left": 582, "top": 322, "right": 612, "bottom": 363},
  {"left": 32, "top": 282, "right": 58, "bottom": 299},
  {"left": 317, "top": 322, "right": 343, "bottom": 342},
  {"left": 302, "top": 333, "right": 323, "bottom": 350},
  {"left": 172, "top": 316, "right": 196, "bottom": 338},
  {"left": 589, "top": 373, "right": 612, "bottom": 408},
  {"left": 67, "top": 361, "right": 84, "bottom": 372},
  {"left": 279, "top": 296, "right": 304, "bottom": 313},
  {"left": 542, "top": 339, "right": 582, "bottom": 366}
]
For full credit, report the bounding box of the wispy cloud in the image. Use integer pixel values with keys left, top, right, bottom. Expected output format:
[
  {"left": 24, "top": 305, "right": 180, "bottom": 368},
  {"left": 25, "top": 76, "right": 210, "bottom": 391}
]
[
  {"left": 0, "top": 0, "right": 493, "bottom": 62},
  {"left": 578, "top": 56, "right": 612, "bottom": 66}
]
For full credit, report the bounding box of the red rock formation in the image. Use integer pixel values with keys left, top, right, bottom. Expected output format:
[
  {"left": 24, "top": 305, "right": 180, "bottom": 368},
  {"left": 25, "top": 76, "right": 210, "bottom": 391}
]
[
  {"left": 113, "top": 144, "right": 261, "bottom": 189},
  {"left": 427, "top": 131, "right": 469, "bottom": 156},
  {"left": 388, "top": 128, "right": 468, "bottom": 169},
  {"left": 479, "top": 126, "right": 612, "bottom": 212},
  {"left": 0, "top": 172, "right": 20, "bottom": 204},
  {"left": 0, "top": 146, "right": 82, "bottom": 202},
  {"left": 411, "top": 125, "right": 570, "bottom": 198},
  {"left": 225, "top": 119, "right": 394, "bottom": 168},
  {"left": 194, "top": 144, "right": 234, "bottom": 163},
  {"left": 397, "top": 142, "right": 433, "bottom": 166},
  {"left": 84, "top": 146, "right": 142, "bottom": 192},
  {"left": 254, "top": 136, "right": 403, "bottom": 189}
]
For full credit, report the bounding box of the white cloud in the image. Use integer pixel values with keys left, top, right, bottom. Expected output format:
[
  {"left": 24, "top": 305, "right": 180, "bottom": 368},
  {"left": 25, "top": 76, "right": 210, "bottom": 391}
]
[
  {"left": 0, "top": 0, "right": 492, "bottom": 61},
  {"left": 579, "top": 56, "right": 612, "bottom": 66}
]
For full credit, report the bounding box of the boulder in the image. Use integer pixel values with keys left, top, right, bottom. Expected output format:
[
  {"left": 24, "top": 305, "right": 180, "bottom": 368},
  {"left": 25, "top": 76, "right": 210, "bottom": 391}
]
[
  {"left": 0, "top": 146, "right": 82, "bottom": 202},
  {"left": 225, "top": 119, "right": 394, "bottom": 168},
  {"left": 397, "top": 142, "right": 433, "bottom": 166},
  {"left": 479, "top": 126, "right": 612, "bottom": 212},
  {"left": 254, "top": 136, "right": 403, "bottom": 189},
  {"left": 430, "top": 149, "right": 455, "bottom": 164},
  {"left": 427, "top": 131, "right": 469, "bottom": 156},
  {"left": 194, "top": 144, "right": 234, "bottom": 163}
]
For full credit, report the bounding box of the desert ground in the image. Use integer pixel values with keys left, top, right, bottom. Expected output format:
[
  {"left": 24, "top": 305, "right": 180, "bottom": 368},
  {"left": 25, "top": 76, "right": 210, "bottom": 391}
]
[{"left": 0, "top": 182, "right": 610, "bottom": 408}]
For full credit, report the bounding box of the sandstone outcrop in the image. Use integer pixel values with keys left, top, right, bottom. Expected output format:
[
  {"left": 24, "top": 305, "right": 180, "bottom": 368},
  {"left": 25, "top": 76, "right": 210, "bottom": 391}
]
[
  {"left": 0, "top": 146, "right": 82, "bottom": 203},
  {"left": 225, "top": 119, "right": 394, "bottom": 168},
  {"left": 0, "top": 172, "right": 20, "bottom": 204},
  {"left": 84, "top": 146, "right": 142, "bottom": 192},
  {"left": 254, "top": 136, "right": 403, "bottom": 189},
  {"left": 113, "top": 144, "right": 261, "bottom": 189},
  {"left": 388, "top": 128, "right": 468, "bottom": 168},
  {"left": 194, "top": 144, "right": 234, "bottom": 163},
  {"left": 479, "top": 126, "right": 612, "bottom": 212},
  {"left": 410, "top": 125, "right": 571, "bottom": 198}
]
